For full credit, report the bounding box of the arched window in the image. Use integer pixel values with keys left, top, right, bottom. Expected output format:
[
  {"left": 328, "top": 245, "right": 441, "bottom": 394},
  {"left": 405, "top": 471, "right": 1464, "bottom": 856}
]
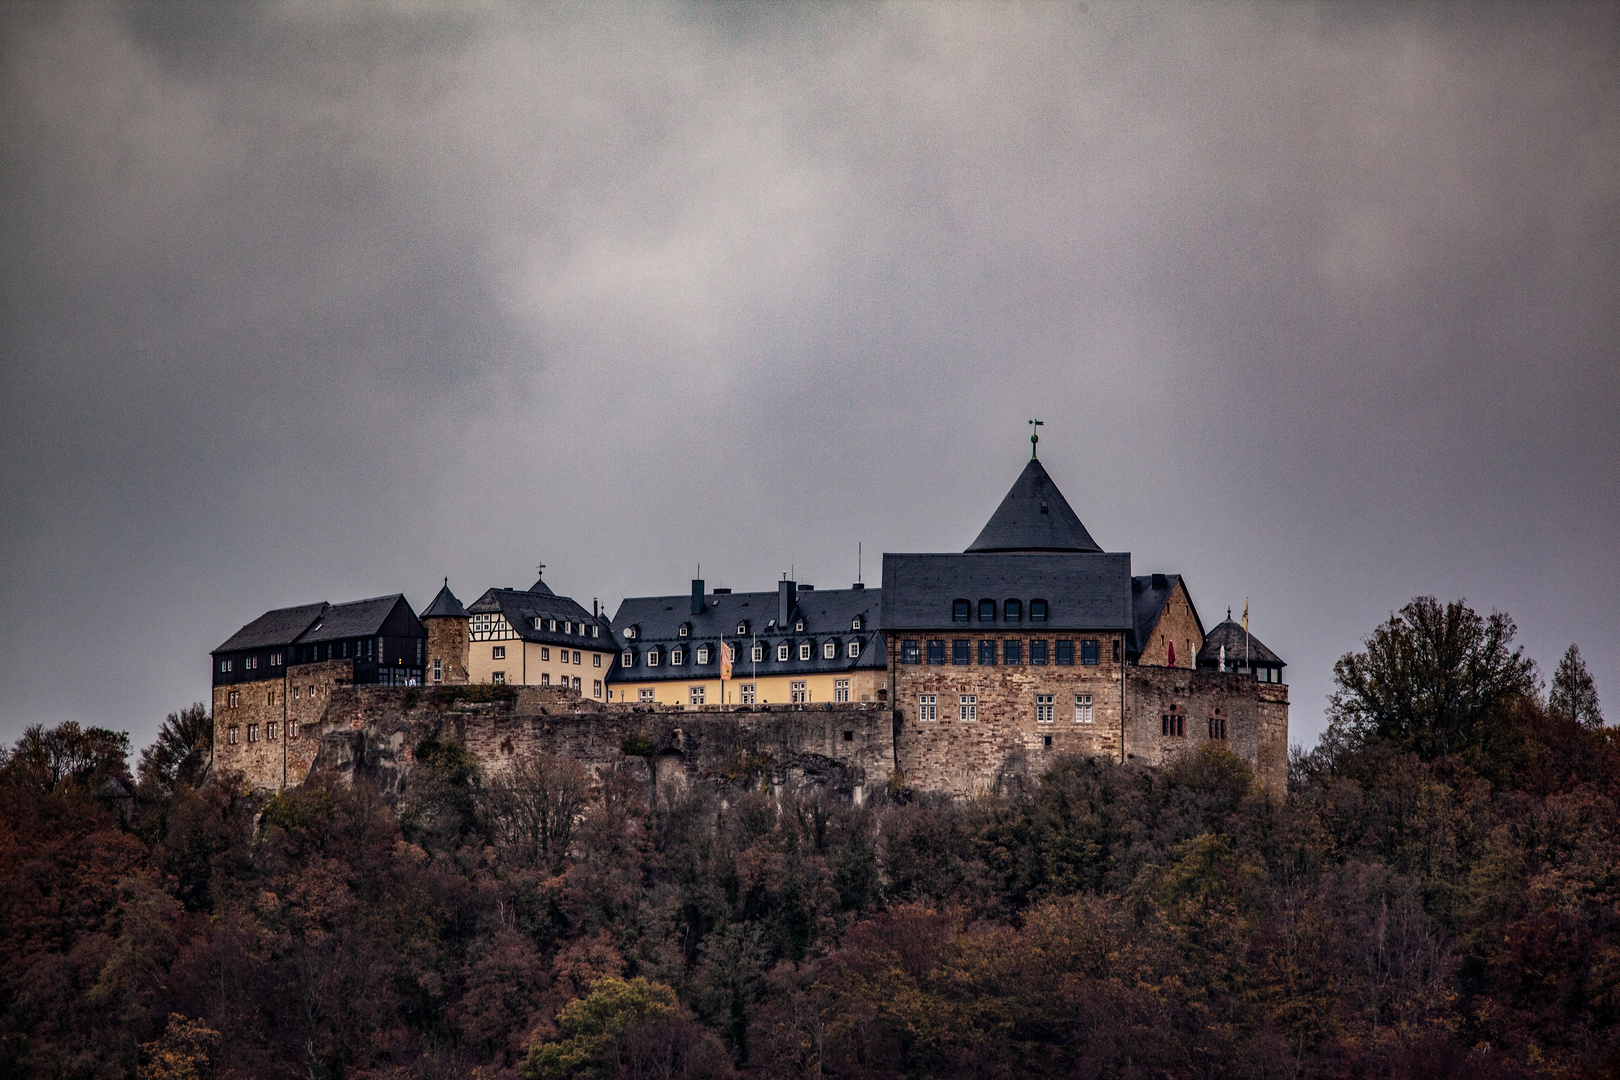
[
  {"left": 952, "top": 599, "right": 970, "bottom": 622},
  {"left": 823, "top": 640, "right": 838, "bottom": 659},
  {"left": 978, "top": 598, "right": 996, "bottom": 621},
  {"left": 777, "top": 643, "right": 790, "bottom": 662},
  {"left": 1030, "top": 599, "right": 1048, "bottom": 622},
  {"left": 1004, "top": 598, "right": 1022, "bottom": 621}
]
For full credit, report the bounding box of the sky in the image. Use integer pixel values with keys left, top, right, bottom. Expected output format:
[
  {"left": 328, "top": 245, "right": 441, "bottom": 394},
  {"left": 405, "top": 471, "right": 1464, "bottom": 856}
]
[{"left": 2, "top": 2, "right": 1617, "bottom": 757}]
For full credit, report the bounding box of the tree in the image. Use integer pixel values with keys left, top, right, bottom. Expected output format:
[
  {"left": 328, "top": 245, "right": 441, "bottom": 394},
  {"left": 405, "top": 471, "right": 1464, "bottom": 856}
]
[
  {"left": 520, "top": 977, "right": 729, "bottom": 1080},
  {"left": 138, "top": 1014, "right": 220, "bottom": 1080},
  {"left": 1549, "top": 644, "right": 1603, "bottom": 730},
  {"left": 0, "top": 721, "right": 130, "bottom": 794},
  {"left": 138, "top": 704, "right": 213, "bottom": 792},
  {"left": 481, "top": 751, "right": 590, "bottom": 869},
  {"left": 1326, "top": 596, "right": 1538, "bottom": 762}
]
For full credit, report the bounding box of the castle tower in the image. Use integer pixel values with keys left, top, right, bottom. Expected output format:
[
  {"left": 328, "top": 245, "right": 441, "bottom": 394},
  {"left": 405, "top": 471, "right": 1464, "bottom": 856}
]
[{"left": 419, "top": 579, "right": 469, "bottom": 685}]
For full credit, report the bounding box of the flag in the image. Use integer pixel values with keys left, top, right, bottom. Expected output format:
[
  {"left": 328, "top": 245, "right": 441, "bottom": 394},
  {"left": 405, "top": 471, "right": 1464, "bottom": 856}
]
[
  {"left": 721, "top": 642, "right": 733, "bottom": 682},
  {"left": 1242, "top": 600, "right": 1249, "bottom": 635},
  {"left": 1168, "top": 640, "right": 1176, "bottom": 667}
]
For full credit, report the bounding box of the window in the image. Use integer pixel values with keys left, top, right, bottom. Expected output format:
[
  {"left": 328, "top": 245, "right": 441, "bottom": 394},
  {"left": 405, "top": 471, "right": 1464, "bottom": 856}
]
[
  {"left": 927, "top": 640, "right": 945, "bottom": 664},
  {"left": 798, "top": 642, "right": 812, "bottom": 661},
  {"left": 648, "top": 649, "right": 660, "bottom": 667},
  {"left": 594, "top": 653, "right": 602, "bottom": 667},
  {"left": 1162, "top": 712, "right": 1185, "bottom": 737},
  {"left": 623, "top": 650, "right": 635, "bottom": 666},
  {"left": 902, "top": 640, "right": 920, "bottom": 665},
  {"left": 741, "top": 683, "right": 756, "bottom": 705},
  {"left": 541, "top": 672, "right": 550, "bottom": 686},
  {"left": 737, "top": 622, "right": 748, "bottom": 635},
  {"left": 248, "top": 723, "right": 259, "bottom": 743},
  {"left": 492, "top": 672, "right": 505, "bottom": 685},
  {"left": 493, "top": 646, "right": 506, "bottom": 660},
  {"left": 696, "top": 646, "right": 710, "bottom": 664},
  {"left": 533, "top": 616, "right": 543, "bottom": 630},
  {"left": 228, "top": 690, "right": 240, "bottom": 709},
  {"left": 918, "top": 694, "right": 937, "bottom": 721},
  {"left": 1004, "top": 640, "right": 1022, "bottom": 665},
  {"left": 679, "top": 624, "right": 689, "bottom": 637},
  {"left": 271, "top": 652, "right": 282, "bottom": 667},
  {"left": 572, "top": 676, "right": 581, "bottom": 691},
  {"left": 689, "top": 686, "right": 706, "bottom": 705},
  {"left": 1036, "top": 694, "right": 1055, "bottom": 723},
  {"left": 725, "top": 644, "right": 737, "bottom": 663},
  {"left": 592, "top": 625, "right": 600, "bottom": 638},
  {"left": 1005, "top": 599, "right": 1022, "bottom": 621},
  {"left": 671, "top": 648, "right": 684, "bottom": 666},
  {"left": 1030, "top": 640, "right": 1048, "bottom": 665},
  {"left": 433, "top": 658, "right": 443, "bottom": 682},
  {"left": 1056, "top": 640, "right": 1074, "bottom": 665},
  {"left": 835, "top": 678, "right": 850, "bottom": 703},
  {"left": 846, "top": 640, "right": 861, "bottom": 658},
  {"left": 228, "top": 726, "right": 239, "bottom": 744},
  {"left": 1030, "top": 599, "right": 1048, "bottom": 622},
  {"left": 953, "top": 639, "right": 970, "bottom": 665},
  {"left": 1081, "top": 639, "right": 1100, "bottom": 666},
  {"left": 565, "top": 621, "right": 573, "bottom": 635},
  {"left": 293, "top": 686, "right": 300, "bottom": 700},
  {"left": 572, "top": 650, "right": 581, "bottom": 664},
  {"left": 1208, "top": 715, "right": 1227, "bottom": 739},
  {"left": 843, "top": 730, "right": 854, "bottom": 742},
  {"left": 290, "top": 720, "right": 300, "bottom": 740},
  {"left": 777, "top": 644, "right": 790, "bottom": 662},
  {"left": 979, "top": 640, "right": 996, "bottom": 665},
  {"left": 795, "top": 620, "right": 805, "bottom": 632},
  {"left": 267, "top": 690, "right": 275, "bottom": 707},
  {"left": 953, "top": 599, "right": 971, "bottom": 622},
  {"left": 959, "top": 694, "right": 978, "bottom": 721},
  {"left": 1113, "top": 639, "right": 1122, "bottom": 662},
  {"left": 625, "top": 626, "right": 637, "bottom": 640},
  {"left": 220, "top": 659, "right": 232, "bottom": 673},
  {"left": 639, "top": 687, "right": 655, "bottom": 703},
  {"left": 1075, "top": 694, "right": 1094, "bottom": 724},
  {"left": 852, "top": 616, "right": 862, "bottom": 630},
  {"left": 593, "top": 680, "right": 602, "bottom": 697},
  {"left": 791, "top": 681, "right": 807, "bottom": 704},
  {"left": 267, "top": 722, "right": 278, "bottom": 741},
  {"left": 979, "top": 598, "right": 996, "bottom": 622},
  {"left": 543, "top": 646, "right": 553, "bottom": 661},
  {"left": 824, "top": 641, "right": 838, "bottom": 659},
  {"left": 752, "top": 643, "right": 765, "bottom": 662},
  {"left": 548, "top": 619, "right": 557, "bottom": 632}
]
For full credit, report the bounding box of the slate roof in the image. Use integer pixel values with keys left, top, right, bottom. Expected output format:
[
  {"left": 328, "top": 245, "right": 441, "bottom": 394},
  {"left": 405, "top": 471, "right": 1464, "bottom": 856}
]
[
  {"left": 297, "top": 595, "right": 414, "bottom": 643},
  {"left": 879, "top": 553, "right": 1133, "bottom": 632},
  {"left": 468, "top": 581, "right": 616, "bottom": 652},
  {"left": 610, "top": 586, "right": 886, "bottom": 683},
  {"left": 965, "top": 458, "right": 1103, "bottom": 553},
  {"left": 419, "top": 581, "right": 468, "bottom": 620},
  {"left": 213, "top": 602, "right": 329, "bottom": 653},
  {"left": 1197, "top": 619, "right": 1285, "bottom": 668}
]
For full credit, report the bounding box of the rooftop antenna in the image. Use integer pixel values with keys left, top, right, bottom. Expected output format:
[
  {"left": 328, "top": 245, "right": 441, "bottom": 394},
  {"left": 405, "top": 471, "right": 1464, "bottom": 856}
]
[
  {"left": 858, "top": 541, "right": 862, "bottom": 584},
  {"left": 1029, "top": 418, "right": 1043, "bottom": 458}
]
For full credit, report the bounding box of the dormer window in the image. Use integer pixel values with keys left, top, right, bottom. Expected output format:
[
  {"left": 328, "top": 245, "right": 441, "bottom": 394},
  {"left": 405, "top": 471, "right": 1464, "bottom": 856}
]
[
  {"left": 1030, "top": 599, "right": 1048, "bottom": 622},
  {"left": 795, "top": 620, "right": 804, "bottom": 632},
  {"left": 565, "top": 620, "right": 573, "bottom": 635},
  {"left": 591, "top": 625, "right": 599, "bottom": 638},
  {"left": 798, "top": 642, "right": 812, "bottom": 661},
  {"left": 737, "top": 622, "right": 748, "bottom": 635},
  {"left": 777, "top": 643, "right": 790, "bottom": 662},
  {"left": 532, "top": 616, "right": 543, "bottom": 630},
  {"left": 979, "top": 599, "right": 996, "bottom": 621},
  {"left": 671, "top": 647, "right": 684, "bottom": 666},
  {"left": 679, "top": 624, "right": 690, "bottom": 638},
  {"left": 852, "top": 616, "right": 862, "bottom": 631},
  {"left": 752, "top": 643, "right": 765, "bottom": 662},
  {"left": 696, "top": 646, "right": 710, "bottom": 664},
  {"left": 624, "top": 626, "right": 637, "bottom": 640},
  {"left": 647, "top": 648, "right": 660, "bottom": 667},
  {"left": 1004, "top": 598, "right": 1022, "bottom": 621},
  {"left": 953, "top": 599, "right": 970, "bottom": 623},
  {"left": 548, "top": 619, "right": 558, "bottom": 632},
  {"left": 823, "top": 641, "right": 838, "bottom": 659},
  {"left": 622, "top": 649, "right": 635, "bottom": 666}
]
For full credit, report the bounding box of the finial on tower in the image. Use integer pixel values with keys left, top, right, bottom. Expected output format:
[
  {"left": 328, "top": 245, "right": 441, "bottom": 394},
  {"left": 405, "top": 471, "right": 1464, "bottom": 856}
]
[
  {"left": 535, "top": 562, "right": 545, "bottom": 579},
  {"left": 1029, "top": 418, "right": 1043, "bottom": 458}
]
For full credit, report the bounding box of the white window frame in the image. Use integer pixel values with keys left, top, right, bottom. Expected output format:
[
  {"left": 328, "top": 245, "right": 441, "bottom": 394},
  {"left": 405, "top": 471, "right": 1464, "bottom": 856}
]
[
  {"left": 823, "top": 641, "right": 838, "bottom": 659},
  {"left": 623, "top": 650, "right": 634, "bottom": 666},
  {"left": 594, "top": 653, "right": 602, "bottom": 667},
  {"left": 847, "top": 640, "right": 861, "bottom": 658},
  {"left": 696, "top": 646, "right": 710, "bottom": 664},
  {"left": 741, "top": 683, "right": 756, "bottom": 705},
  {"left": 671, "top": 648, "right": 684, "bottom": 666},
  {"left": 918, "top": 694, "right": 937, "bottom": 721},
  {"left": 835, "top": 678, "right": 850, "bottom": 703},
  {"left": 648, "top": 650, "right": 660, "bottom": 667},
  {"left": 790, "top": 680, "right": 808, "bottom": 704},
  {"left": 542, "top": 647, "right": 551, "bottom": 661},
  {"left": 689, "top": 685, "right": 706, "bottom": 705},
  {"left": 799, "top": 642, "right": 812, "bottom": 661},
  {"left": 492, "top": 671, "right": 505, "bottom": 685},
  {"left": 639, "top": 687, "right": 655, "bottom": 703},
  {"left": 432, "top": 658, "right": 442, "bottom": 682},
  {"left": 852, "top": 617, "right": 862, "bottom": 630},
  {"left": 960, "top": 694, "right": 978, "bottom": 722},
  {"left": 1036, "top": 693, "right": 1055, "bottom": 723},
  {"left": 593, "top": 680, "right": 602, "bottom": 697},
  {"left": 492, "top": 645, "right": 506, "bottom": 660},
  {"left": 795, "top": 620, "right": 804, "bottom": 632},
  {"left": 737, "top": 622, "right": 748, "bottom": 635},
  {"left": 752, "top": 644, "right": 765, "bottom": 662},
  {"left": 777, "top": 644, "right": 790, "bottom": 662},
  {"left": 1075, "top": 694, "right": 1094, "bottom": 724}
]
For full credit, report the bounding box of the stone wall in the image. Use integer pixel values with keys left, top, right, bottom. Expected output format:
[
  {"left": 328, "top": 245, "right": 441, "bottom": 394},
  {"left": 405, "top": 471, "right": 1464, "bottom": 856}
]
[
  {"left": 1135, "top": 578, "right": 1204, "bottom": 669},
  {"left": 423, "top": 615, "right": 470, "bottom": 685}
]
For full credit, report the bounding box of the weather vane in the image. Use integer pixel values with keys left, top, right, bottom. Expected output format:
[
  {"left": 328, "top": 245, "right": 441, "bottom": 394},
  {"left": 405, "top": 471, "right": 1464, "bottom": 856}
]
[
  {"left": 535, "top": 561, "right": 545, "bottom": 578},
  {"left": 1029, "top": 418, "right": 1043, "bottom": 458}
]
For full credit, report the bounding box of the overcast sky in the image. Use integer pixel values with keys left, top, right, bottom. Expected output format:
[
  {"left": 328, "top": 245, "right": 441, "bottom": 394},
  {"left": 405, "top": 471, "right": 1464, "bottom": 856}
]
[{"left": 2, "top": 2, "right": 1616, "bottom": 756}]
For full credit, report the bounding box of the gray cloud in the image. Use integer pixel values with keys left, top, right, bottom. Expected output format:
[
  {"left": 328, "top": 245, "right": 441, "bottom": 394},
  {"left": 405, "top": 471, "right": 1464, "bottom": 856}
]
[{"left": 3, "top": 2, "right": 1617, "bottom": 751}]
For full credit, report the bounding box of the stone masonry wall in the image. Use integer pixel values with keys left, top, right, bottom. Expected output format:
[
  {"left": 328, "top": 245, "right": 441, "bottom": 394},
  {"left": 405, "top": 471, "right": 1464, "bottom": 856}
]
[
  {"left": 211, "top": 659, "right": 357, "bottom": 791},
  {"left": 423, "top": 616, "right": 470, "bottom": 685}
]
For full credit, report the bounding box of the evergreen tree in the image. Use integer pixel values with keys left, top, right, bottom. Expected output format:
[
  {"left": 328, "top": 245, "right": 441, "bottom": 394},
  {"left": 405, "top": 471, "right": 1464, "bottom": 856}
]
[{"left": 1549, "top": 643, "right": 1603, "bottom": 729}]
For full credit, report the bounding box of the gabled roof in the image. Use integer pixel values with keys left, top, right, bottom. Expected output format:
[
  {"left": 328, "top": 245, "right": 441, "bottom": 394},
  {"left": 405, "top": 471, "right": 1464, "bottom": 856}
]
[
  {"left": 468, "top": 587, "right": 615, "bottom": 651},
  {"left": 213, "top": 602, "right": 329, "bottom": 653},
  {"left": 879, "top": 553, "right": 1132, "bottom": 631},
  {"left": 297, "top": 595, "right": 413, "bottom": 644},
  {"left": 1130, "top": 574, "right": 1206, "bottom": 655},
  {"left": 1197, "top": 619, "right": 1284, "bottom": 667},
  {"left": 420, "top": 580, "right": 468, "bottom": 620},
  {"left": 610, "top": 585, "right": 885, "bottom": 682},
  {"left": 965, "top": 458, "right": 1102, "bottom": 553}
]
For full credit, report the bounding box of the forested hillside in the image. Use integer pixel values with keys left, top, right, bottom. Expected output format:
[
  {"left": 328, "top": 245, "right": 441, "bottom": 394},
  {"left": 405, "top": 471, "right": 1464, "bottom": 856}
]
[{"left": 2, "top": 597, "right": 1615, "bottom": 1079}]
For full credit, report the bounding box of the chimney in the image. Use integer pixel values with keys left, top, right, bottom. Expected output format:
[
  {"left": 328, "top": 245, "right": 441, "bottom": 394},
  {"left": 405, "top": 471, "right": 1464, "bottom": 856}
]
[
  {"left": 778, "top": 579, "right": 796, "bottom": 627},
  {"left": 691, "top": 579, "right": 705, "bottom": 616}
]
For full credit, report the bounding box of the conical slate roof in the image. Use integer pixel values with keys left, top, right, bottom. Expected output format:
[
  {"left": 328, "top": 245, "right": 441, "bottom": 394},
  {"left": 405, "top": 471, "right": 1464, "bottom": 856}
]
[
  {"left": 1197, "top": 619, "right": 1284, "bottom": 667},
  {"left": 965, "top": 458, "right": 1102, "bottom": 553},
  {"left": 419, "top": 580, "right": 468, "bottom": 620}
]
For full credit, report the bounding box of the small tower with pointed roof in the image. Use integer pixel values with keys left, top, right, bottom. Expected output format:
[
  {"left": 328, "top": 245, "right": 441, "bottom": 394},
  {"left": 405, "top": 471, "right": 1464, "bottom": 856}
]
[{"left": 419, "top": 579, "right": 470, "bottom": 685}]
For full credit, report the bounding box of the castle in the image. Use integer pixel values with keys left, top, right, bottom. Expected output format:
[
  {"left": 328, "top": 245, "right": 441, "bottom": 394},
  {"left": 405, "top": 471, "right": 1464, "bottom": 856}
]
[{"left": 209, "top": 452, "right": 1287, "bottom": 796}]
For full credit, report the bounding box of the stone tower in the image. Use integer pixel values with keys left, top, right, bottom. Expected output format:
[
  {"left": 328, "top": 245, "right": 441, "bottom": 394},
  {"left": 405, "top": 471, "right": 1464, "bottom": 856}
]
[{"left": 419, "top": 579, "right": 469, "bottom": 685}]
